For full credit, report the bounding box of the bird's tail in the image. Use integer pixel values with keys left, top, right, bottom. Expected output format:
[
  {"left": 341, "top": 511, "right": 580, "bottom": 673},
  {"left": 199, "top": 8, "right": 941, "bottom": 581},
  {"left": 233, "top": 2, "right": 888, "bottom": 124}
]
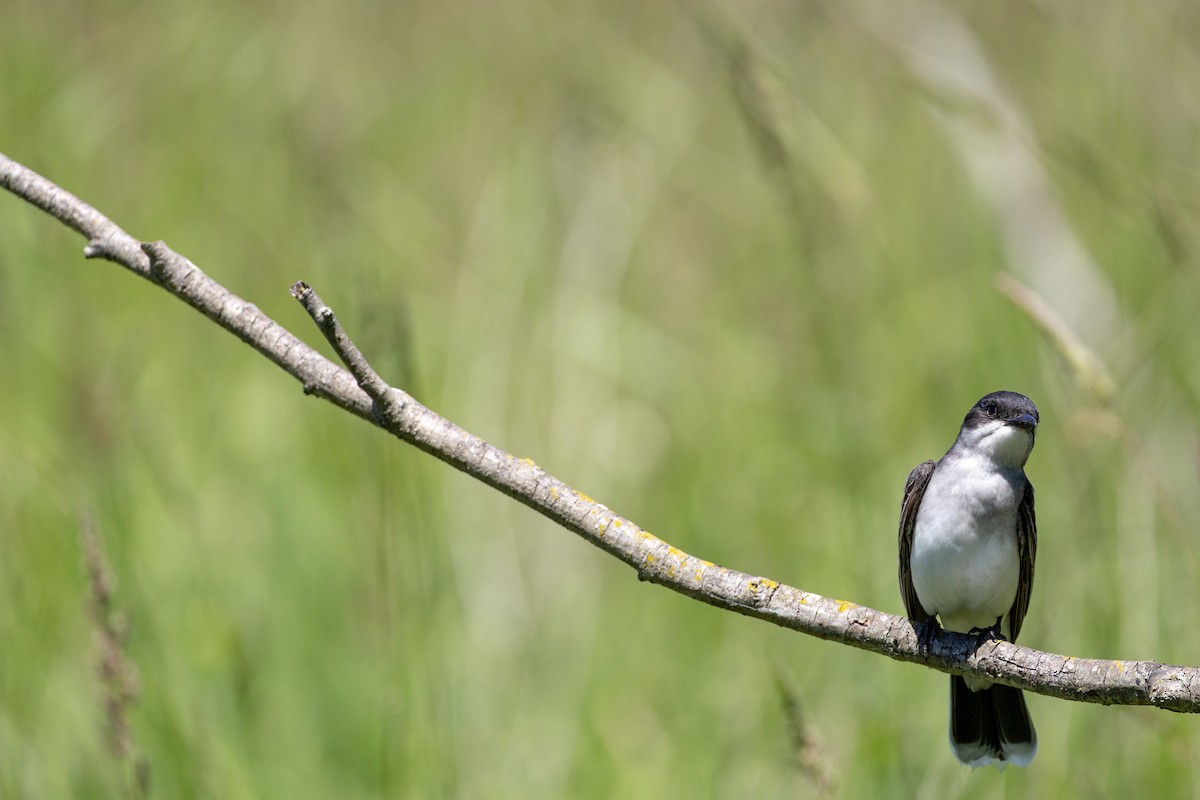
[{"left": 949, "top": 675, "right": 1037, "bottom": 767}]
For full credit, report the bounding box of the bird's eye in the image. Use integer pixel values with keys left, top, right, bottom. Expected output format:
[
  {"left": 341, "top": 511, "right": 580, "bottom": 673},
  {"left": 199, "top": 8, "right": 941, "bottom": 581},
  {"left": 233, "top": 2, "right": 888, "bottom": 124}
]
[{"left": 983, "top": 402, "right": 998, "bottom": 417}]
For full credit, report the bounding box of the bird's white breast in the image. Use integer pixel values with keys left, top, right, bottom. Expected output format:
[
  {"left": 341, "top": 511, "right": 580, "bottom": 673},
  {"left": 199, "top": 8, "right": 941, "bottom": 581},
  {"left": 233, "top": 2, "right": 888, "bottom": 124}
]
[{"left": 910, "top": 451, "right": 1023, "bottom": 636}]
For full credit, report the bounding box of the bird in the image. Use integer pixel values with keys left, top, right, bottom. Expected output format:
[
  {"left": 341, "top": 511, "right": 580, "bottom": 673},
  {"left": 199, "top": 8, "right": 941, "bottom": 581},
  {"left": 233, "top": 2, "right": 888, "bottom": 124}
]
[{"left": 898, "top": 390, "right": 1039, "bottom": 767}]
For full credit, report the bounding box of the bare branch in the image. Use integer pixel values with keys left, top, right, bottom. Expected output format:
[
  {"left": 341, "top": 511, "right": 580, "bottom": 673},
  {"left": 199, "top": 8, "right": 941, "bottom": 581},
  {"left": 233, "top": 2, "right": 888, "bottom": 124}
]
[{"left": 3, "top": 151, "right": 1199, "bottom": 713}]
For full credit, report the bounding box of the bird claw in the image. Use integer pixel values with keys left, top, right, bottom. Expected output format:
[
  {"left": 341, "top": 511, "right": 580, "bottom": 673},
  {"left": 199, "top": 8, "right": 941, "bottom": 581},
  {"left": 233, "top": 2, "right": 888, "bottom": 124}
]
[
  {"left": 914, "top": 616, "right": 941, "bottom": 653},
  {"left": 968, "top": 618, "right": 1006, "bottom": 648}
]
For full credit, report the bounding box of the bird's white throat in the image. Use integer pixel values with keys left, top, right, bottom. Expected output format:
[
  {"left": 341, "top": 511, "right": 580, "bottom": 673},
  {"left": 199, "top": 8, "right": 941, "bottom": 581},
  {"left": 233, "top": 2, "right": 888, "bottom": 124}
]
[{"left": 956, "top": 419, "right": 1034, "bottom": 470}]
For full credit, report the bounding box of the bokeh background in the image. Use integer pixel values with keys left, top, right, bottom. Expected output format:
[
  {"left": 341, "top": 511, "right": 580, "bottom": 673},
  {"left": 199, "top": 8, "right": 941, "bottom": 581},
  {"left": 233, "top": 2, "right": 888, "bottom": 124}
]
[{"left": 4, "top": 1, "right": 1200, "bottom": 797}]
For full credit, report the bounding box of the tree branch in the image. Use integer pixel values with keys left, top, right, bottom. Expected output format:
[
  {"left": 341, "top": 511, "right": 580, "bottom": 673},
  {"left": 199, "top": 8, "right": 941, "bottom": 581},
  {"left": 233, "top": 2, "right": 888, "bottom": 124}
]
[{"left": 3, "top": 151, "right": 1198, "bottom": 713}]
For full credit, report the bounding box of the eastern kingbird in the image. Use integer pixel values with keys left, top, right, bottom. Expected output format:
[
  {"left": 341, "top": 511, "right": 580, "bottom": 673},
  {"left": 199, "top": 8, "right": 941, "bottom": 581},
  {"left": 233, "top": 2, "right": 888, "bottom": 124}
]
[{"left": 898, "top": 391, "right": 1039, "bottom": 767}]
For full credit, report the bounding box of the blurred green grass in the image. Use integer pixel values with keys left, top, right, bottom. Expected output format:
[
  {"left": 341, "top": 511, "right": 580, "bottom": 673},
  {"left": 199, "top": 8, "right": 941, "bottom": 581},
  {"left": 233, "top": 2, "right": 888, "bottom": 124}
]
[{"left": 3, "top": 1, "right": 1200, "bottom": 797}]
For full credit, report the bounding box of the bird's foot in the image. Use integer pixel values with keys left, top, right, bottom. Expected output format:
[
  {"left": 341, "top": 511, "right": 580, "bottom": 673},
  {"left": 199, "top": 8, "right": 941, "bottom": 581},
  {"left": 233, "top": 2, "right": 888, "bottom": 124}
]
[
  {"left": 914, "top": 615, "right": 941, "bottom": 653},
  {"left": 968, "top": 617, "right": 1006, "bottom": 649}
]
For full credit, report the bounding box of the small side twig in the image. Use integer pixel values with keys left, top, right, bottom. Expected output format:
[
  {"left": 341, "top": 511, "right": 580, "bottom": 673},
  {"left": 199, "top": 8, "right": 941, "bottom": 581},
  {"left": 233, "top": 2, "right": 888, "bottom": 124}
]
[{"left": 290, "top": 281, "right": 407, "bottom": 427}]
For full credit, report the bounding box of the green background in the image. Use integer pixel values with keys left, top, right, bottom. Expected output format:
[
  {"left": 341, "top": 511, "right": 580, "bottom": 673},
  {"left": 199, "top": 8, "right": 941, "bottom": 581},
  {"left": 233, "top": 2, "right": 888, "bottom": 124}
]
[{"left": 3, "top": 2, "right": 1200, "bottom": 797}]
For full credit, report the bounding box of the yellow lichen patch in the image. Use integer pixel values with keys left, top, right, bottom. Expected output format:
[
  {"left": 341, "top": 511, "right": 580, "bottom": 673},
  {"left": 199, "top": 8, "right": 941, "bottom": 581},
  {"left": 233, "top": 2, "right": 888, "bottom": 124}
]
[
  {"left": 577, "top": 492, "right": 595, "bottom": 504},
  {"left": 836, "top": 600, "right": 857, "bottom": 613},
  {"left": 749, "top": 577, "right": 778, "bottom": 593},
  {"left": 1115, "top": 661, "right": 1125, "bottom": 673},
  {"left": 549, "top": 486, "right": 559, "bottom": 499},
  {"left": 612, "top": 519, "right": 622, "bottom": 528},
  {"left": 519, "top": 457, "right": 537, "bottom": 467},
  {"left": 699, "top": 560, "right": 714, "bottom": 569},
  {"left": 693, "top": 570, "right": 704, "bottom": 582},
  {"left": 667, "top": 566, "right": 676, "bottom": 578},
  {"left": 644, "top": 554, "right": 655, "bottom": 565},
  {"left": 666, "top": 546, "right": 683, "bottom": 560}
]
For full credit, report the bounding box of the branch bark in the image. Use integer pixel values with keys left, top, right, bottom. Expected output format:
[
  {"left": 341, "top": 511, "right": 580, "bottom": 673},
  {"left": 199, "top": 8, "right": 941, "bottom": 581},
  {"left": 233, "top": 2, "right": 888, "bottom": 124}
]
[{"left": 3, "top": 151, "right": 1198, "bottom": 713}]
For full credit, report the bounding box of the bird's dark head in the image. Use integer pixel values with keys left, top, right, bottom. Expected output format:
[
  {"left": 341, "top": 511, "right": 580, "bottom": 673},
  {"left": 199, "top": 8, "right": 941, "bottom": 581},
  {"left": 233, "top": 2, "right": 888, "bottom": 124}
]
[
  {"left": 966, "top": 391, "right": 1039, "bottom": 430},
  {"left": 956, "top": 391, "right": 1039, "bottom": 467}
]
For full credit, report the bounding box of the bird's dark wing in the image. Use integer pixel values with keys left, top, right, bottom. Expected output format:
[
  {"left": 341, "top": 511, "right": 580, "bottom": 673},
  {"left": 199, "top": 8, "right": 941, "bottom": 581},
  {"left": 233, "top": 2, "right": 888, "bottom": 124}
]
[
  {"left": 898, "top": 460, "right": 936, "bottom": 622},
  {"left": 1007, "top": 478, "right": 1037, "bottom": 642}
]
